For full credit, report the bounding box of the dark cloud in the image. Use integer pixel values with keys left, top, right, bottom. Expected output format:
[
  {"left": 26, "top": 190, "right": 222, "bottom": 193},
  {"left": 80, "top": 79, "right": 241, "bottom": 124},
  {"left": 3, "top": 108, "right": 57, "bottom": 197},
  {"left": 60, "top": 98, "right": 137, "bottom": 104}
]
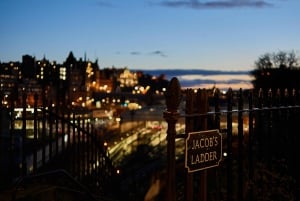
[
  {"left": 127, "top": 50, "right": 167, "bottom": 57},
  {"left": 131, "top": 51, "right": 141, "bottom": 55},
  {"left": 158, "top": 0, "right": 273, "bottom": 9},
  {"left": 95, "top": 1, "right": 114, "bottom": 7},
  {"left": 150, "top": 50, "right": 167, "bottom": 57},
  {"left": 141, "top": 69, "right": 250, "bottom": 77}
]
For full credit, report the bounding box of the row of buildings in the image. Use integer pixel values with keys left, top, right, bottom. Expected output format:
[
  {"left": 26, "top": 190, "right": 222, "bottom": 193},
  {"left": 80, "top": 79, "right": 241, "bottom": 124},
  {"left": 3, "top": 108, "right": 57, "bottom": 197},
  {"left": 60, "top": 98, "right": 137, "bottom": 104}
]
[{"left": 0, "top": 52, "right": 168, "bottom": 109}]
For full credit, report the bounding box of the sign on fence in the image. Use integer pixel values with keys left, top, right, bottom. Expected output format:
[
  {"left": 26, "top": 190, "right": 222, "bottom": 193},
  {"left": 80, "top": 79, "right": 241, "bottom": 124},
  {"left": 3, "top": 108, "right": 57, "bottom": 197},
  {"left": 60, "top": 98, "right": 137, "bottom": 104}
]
[{"left": 185, "top": 130, "right": 222, "bottom": 172}]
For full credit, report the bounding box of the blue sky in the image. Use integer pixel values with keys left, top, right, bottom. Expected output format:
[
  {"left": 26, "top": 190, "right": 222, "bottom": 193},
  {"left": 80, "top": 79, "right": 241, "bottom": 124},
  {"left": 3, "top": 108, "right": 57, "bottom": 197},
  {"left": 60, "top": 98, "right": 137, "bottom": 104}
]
[{"left": 1, "top": 0, "right": 300, "bottom": 71}]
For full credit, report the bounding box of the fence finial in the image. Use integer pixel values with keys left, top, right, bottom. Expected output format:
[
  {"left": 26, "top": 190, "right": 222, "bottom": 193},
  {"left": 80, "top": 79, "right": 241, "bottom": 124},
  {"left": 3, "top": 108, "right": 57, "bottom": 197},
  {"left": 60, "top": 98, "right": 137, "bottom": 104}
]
[{"left": 165, "top": 77, "right": 182, "bottom": 112}]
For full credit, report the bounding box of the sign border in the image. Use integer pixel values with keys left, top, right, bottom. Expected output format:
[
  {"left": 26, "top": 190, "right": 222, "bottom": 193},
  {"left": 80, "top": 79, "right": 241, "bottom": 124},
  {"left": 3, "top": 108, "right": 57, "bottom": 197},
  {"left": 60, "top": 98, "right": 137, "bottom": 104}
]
[{"left": 185, "top": 129, "right": 222, "bottom": 173}]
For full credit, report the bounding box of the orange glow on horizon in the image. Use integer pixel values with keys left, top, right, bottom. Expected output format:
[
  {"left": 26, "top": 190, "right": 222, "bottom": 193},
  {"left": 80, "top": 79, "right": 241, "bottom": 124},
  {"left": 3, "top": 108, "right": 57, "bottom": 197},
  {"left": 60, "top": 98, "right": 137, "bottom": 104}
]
[
  {"left": 178, "top": 74, "right": 253, "bottom": 90},
  {"left": 182, "top": 82, "right": 253, "bottom": 90}
]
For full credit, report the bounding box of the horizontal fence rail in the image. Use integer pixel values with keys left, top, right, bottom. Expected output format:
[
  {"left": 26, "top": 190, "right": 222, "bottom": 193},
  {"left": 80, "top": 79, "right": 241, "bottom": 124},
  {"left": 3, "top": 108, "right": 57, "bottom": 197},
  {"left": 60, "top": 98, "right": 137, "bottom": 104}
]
[{"left": 164, "top": 77, "right": 300, "bottom": 201}]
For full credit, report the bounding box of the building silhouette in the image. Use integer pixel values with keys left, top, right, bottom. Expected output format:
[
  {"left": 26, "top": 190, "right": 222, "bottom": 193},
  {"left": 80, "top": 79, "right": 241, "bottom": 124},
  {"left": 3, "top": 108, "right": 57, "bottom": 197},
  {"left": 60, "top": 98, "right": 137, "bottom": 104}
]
[{"left": 0, "top": 51, "right": 168, "bottom": 109}]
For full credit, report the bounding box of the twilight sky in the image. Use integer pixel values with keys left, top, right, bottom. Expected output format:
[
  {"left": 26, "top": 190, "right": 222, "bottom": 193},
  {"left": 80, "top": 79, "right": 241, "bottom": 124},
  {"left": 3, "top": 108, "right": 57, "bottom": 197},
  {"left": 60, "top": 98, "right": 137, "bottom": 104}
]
[{"left": 1, "top": 0, "right": 300, "bottom": 71}]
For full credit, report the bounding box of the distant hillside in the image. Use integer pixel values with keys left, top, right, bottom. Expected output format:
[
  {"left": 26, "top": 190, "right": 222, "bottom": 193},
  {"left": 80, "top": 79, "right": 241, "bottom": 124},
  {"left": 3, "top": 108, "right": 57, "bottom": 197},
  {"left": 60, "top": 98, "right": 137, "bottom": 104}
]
[
  {"left": 134, "top": 69, "right": 252, "bottom": 90},
  {"left": 138, "top": 69, "right": 250, "bottom": 77}
]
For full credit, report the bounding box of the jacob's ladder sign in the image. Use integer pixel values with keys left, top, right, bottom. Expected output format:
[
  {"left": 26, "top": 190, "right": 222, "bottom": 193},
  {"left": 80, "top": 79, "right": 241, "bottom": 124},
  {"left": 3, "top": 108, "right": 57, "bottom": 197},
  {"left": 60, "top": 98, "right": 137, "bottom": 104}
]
[{"left": 185, "top": 129, "right": 222, "bottom": 172}]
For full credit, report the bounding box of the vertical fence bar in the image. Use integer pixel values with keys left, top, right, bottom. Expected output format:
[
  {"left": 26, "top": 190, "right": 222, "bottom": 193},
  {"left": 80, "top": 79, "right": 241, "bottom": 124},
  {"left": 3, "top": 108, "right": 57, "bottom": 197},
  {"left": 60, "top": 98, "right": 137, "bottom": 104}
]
[
  {"left": 248, "top": 91, "right": 254, "bottom": 201},
  {"left": 87, "top": 122, "right": 90, "bottom": 176},
  {"left": 267, "top": 89, "right": 273, "bottom": 158},
  {"left": 214, "top": 88, "right": 220, "bottom": 130},
  {"left": 197, "top": 89, "right": 208, "bottom": 201},
  {"left": 65, "top": 110, "right": 70, "bottom": 171},
  {"left": 77, "top": 116, "right": 81, "bottom": 179},
  {"left": 33, "top": 94, "right": 38, "bottom": 173},
  {"left": 9, "top": 93, "right": 15, "bottom": 150},
  {"left": 291, "top": 89, "right": 297, "bottom": 106},
  {"left": 97, "top": 128, "right": 101, "bottom": 184},
  {"left": 33, "top": 94, "right": 38, "bottom": 140},
  {"left": 0, "top": 91, "right": 3, "bottom": 128},
  {"left": 238, "top": 89, "right": 244, "bottom": 201},
  {"left": 42, "top": 94, "right": 46, "bottom": 167},
  {"left": 274, "top": 89, "right": 281, "bottom": 157},
  {"left": 72, "top": 113, "right": 76, "bottom": 175},
  {"left": 283, "top": 89, "right": 290, "bottom": 157},
  {"left": 48, "top": 103, "right": 53, "bottom": 160},
  {"left": 67, "top": 110, "right": 71, "bottom": 150},
  {"left": 226, "top": 88, "right": 233, "bottom": 201},
  {"left": 82, "top": 118, "right": 86, "bottom": 176},
  {"left": 185, "top": 89, "right": 194, "bottom": 201},
  {"left": 284, "top": 88, "right": 289, "bottom": 106},
  {"left": 95, "top": 130, "right": 99, "bottom": 185},
  {"left": 257, "top": 88, "right": 264, "bottom": 159},
  {"left": 213, "top": 88, "right": 221, "bottom": 201},
  {"left": 91, "top": 125, "right": 95, "bottom": 177},
  {"left": 9, "top": 91, "right": 16, "bottom": 179},
  {"left": 61, "top": 110, "right": 65, "bottom": 153},
  {"left": 291, "top": 89, "right": 300, "bottom": 182},
  {"left": 55, "top": 107, "right": 59, "bottom": 156},
  {"left": 164, "top": 77, "right": 181, "bottom": 201},
  {"left": 22, "top": 92, "right": 27, "bottom": 176}
]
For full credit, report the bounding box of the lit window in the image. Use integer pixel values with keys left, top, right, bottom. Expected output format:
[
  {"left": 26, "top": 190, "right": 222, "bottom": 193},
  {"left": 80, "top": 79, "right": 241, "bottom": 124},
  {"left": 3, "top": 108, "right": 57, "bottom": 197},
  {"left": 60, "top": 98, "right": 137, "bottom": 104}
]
[{"left": 59, "top": 67, "right": 66, "bottom": 80}]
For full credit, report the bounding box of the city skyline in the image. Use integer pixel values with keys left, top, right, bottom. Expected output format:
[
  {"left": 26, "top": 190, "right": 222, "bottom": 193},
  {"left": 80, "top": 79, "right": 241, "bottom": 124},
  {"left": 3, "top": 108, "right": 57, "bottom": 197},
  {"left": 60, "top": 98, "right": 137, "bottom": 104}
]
[{"left": 1, "top": 0, "right": 300, "bottom": 71}]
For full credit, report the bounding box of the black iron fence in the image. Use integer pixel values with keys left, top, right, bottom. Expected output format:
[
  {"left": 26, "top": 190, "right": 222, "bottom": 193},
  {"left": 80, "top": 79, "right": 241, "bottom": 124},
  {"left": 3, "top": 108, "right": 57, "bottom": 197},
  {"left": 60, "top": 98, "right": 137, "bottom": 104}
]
[
  {"left": 0, "top": 91, "right": 117, "bottom": 199},
  {"left": 164, "top": 77, "right": 300, "bottom": 201}
]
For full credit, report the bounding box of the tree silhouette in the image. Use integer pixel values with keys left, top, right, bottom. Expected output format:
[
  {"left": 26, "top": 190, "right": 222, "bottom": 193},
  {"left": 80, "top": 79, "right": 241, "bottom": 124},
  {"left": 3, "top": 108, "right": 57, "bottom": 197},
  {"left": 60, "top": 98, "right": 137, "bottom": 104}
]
[{"left": 251, "top": 50, "right": 300, "bottom": 92}]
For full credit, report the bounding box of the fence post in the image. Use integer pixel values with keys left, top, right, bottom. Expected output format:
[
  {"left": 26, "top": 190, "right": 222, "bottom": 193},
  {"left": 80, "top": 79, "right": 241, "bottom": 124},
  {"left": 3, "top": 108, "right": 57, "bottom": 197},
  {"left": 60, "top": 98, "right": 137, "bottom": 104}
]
[{"left": 164, "top": 77, "right": 182, "bottom": 201}]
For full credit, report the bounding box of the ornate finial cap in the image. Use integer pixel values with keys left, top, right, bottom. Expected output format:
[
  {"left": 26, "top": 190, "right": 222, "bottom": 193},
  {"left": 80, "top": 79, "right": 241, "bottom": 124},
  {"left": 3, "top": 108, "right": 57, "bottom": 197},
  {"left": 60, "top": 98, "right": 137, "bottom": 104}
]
[{"left": 165, "top": 77, "right": 182, "bottom": 112}]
